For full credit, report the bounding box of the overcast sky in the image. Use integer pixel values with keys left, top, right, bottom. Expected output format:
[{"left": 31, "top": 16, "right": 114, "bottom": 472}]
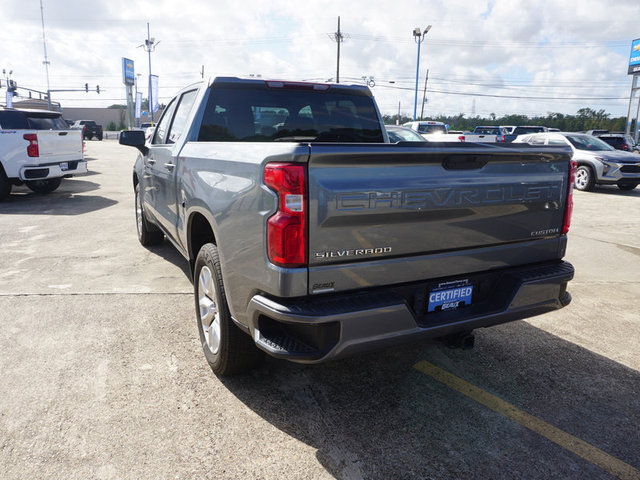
[{"left": 2, "top": 0, "right": 639, "bottom": 119}]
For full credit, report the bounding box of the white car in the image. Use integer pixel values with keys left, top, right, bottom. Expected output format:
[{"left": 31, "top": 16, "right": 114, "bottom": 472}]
[{"left": 139, "top": 122, "right": 155, "bottom": 141}]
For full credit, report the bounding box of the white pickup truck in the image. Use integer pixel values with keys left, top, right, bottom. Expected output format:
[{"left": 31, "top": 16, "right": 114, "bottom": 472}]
[{"left": 0, "top": 108, "right": 86, "bottom": 199}]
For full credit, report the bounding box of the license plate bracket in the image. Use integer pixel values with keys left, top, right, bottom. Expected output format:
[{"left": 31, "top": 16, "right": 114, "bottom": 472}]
[{"left": 427, "top": 281, "right": 473, "bottom": 313}]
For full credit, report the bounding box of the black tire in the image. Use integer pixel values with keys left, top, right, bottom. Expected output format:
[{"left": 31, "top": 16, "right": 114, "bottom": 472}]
[
  {"left": 0, "top": 169, "right": 11, "bottom": 200},
  {"left": 85, "top": 134, "right": 92, "bottom": 141},
  {"left": 25, "top": 177, "right": 62, "bottom": 193},
  {"left": 194, "top": 243, "right": 263, "bottom": 375},
  {"left": 97, "top": 135, "right": 103, "bottom": 141},
  {"left": 135, "top": 183, "right": 164, "bottom": 246},
  {"left": 574, "top": 165, "right": 595, "bottom": 191},
  {"left": 617, "top": 183, "right": 637, "bottom": 191}
]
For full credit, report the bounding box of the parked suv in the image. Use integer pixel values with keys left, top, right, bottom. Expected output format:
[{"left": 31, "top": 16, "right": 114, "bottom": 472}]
[
  {"left": 595, "top": 134, "right": 636, "bottom": 152},
  {"left": 71, "top": 120, "right": 103, "bottom": 141},
  {"left": 514, "top": 132, "right": 640, "bottom": 191}
]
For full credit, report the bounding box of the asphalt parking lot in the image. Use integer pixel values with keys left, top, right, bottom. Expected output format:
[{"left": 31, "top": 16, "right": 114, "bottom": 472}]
[{"left": 1, "top": 140, "right": 639, "bottom": 480}]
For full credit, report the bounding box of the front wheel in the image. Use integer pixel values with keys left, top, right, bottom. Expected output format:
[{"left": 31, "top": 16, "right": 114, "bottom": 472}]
[
  {"left": 574, "top": 165, "right": 595, "bottom": 191},
  {"left": 617, "top": 183, "right": 637, "bottom": 191},
  {"left": 135, "top": 183, "right": 163, "bottom": 246},
  {"left": 25, "top": 177, "right": 62, "bottom": 193},
  {"left": 195, "top": 243, "right": 263, "bottom": 375}
]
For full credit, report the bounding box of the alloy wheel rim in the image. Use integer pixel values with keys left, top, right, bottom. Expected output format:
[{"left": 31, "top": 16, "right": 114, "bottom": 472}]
[
  {"left": 198, "top": 266, "right": 221, "bottom": 354},
  {"left": 575, "top": 169, "right": 588, "bottom": 189}
]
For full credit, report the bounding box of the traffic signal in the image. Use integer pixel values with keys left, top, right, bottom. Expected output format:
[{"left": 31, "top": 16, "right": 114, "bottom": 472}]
[{"left": 85, "top": 83, "right": 88, "bottom": 92}]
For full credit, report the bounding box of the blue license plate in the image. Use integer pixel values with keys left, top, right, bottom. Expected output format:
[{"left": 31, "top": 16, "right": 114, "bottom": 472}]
[{"left": 428, "top": 283, "right": 473, "bottom": 312}]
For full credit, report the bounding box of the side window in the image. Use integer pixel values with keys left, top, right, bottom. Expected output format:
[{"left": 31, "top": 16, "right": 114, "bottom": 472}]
[
  {"left": 152, "top": 98, "right": 178, "bottom": 145},
  {"left": 167, "top": 90, "right": 198, "bottom": 144},
  {"left": 548, "top": 137, "right": 568, "bottom": 146},
  {"left": 529, "top": 135, "right": 546, "bottom": 145}
]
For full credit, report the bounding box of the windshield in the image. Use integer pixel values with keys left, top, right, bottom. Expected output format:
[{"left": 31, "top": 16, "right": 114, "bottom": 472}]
[
  {"left": 417, "top": 124, "right": 447, "bottom": 134},
  {"left": 565, "top": 134, "right": 615, "bottom": 151},
  {"left": 199, "top": 86, "right": 384, "bottom": 143}
]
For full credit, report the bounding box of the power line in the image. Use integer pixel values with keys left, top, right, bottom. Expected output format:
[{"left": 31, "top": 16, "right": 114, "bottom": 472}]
[{"left": 373, "top": 83, "right": 629, "bottom": 101}]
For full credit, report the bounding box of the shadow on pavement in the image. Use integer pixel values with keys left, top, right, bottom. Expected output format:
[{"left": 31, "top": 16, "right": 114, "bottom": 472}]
[
  {"left": 585, "top": 185, "right": 640, "bottom": 197},
  {"left": 145, "top": 241, "right": 192, "bottom": 281},
  {"left": 219, "top": 321, "right": 640, "bottom": 479},
  {"left": 1, "top": 178, "right": 116, "bottom": 215}
]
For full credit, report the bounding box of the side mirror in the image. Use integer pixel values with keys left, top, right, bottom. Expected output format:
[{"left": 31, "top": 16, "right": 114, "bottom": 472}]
[{"left": 119, "top": 130, "right": 148, "bottom": 155}]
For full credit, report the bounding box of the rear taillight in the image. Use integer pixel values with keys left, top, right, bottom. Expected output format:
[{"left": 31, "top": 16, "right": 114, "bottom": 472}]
[
  {"left": 623, "top": 143, "right": 629, "bottom": 151},
  {"left": 264, "top": 162, "right": 307, "bottom": 267},
  {"left": 23, "top": 134, "right": 39, "bottom": 157},
  {"left": 562, "top": 160, "right": 577, "bottom": 235},
  {"left": 458, "top": 135, "right": 465, "bottom": 142},
  {"left": 497, "top": 135, "right": 505, "bottom": 143}
]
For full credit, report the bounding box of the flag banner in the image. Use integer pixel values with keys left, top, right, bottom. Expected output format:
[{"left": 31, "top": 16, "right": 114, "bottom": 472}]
[
  {"left": 135, "top": 91, "right": 142, "bottom": 119},
  {"left": 151, "top": 75, "right": 159, "bottom": 113}
]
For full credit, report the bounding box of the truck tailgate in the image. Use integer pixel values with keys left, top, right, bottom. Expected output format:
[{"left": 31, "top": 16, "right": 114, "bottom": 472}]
[
  {"left": 307, "top": 143, "right": 572, "bottom": 293},
  {"left": 35, "top": 130, "right": 83, "bottom": 161}
]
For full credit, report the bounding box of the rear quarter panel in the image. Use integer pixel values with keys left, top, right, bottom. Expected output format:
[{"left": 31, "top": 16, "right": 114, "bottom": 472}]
[{"left": 177, "top": 142, "right": 311, "bottom": 326}]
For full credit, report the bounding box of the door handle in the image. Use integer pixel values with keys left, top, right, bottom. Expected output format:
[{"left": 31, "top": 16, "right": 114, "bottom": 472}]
[
  {"left": 164, "top": 162, "right": 175, "bottom": 171},
  {"left": 147, "top": 158, "right": 156, "bottom": 165}
]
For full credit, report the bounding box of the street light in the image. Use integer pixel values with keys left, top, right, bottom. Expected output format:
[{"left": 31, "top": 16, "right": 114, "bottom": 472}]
[
  {"left": 139, "top": 23, "right": 160, "bottom": 123},
  {"left": 413, "top": 25, "right": 431, "bottom": 121}
]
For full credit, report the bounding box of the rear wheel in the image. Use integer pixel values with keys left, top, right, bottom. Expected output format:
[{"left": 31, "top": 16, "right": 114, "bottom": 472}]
[
  {"left": 135, "top": 183, "right": 164, "bottom": 246},
  {"left": 0, "top": 169, "right": 11, "bottom": 200},
  {"left": 195, "top": 243, "right": 263, "bottom": 375},
  {"left": 25, "top": 177, "right": 62, "bottom": 193},
  {"left": 617, "top": 183, "right": 637, "bottom": 191},
  {"left": 574, "top": 165, "right": 595, "bottom": 191}
]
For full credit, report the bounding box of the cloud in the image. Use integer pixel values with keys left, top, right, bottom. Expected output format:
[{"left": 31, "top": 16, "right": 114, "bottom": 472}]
[{"left": 2, "top": 0, "right": 638, "bottom": 118}]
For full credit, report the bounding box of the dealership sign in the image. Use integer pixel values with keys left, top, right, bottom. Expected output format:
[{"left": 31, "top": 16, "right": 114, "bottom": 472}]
[
  {"left": 122, "top": 57, "right": 135, "bottom": 85},
  {"left": 629, "top": 39, "right": 640, "bottom": 75}
]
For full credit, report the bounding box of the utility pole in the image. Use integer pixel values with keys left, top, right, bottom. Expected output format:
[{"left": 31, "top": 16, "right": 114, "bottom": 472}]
[
  {"left": 39, "top": 0, "right": 52, "bottom": 110},
  {"left": 397, "top": 101, "right": 401, "bottom": 125},
  {"left": 420, "top": 69, "right": 429, "bottom": 120},
  {"left": 334, "top": 16, "right": 344, "bottom": 83},
  {"left": 201, "top": 65, "right": 204, "bottom": 79}
]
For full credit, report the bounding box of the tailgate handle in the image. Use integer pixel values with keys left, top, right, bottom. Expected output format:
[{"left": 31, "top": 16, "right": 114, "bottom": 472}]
[
  {"left": 58, "top": 132, "right": 68, "bottom": 136},
  {"left": 442, "top": 155, "right": 488, "bottom": 170}
]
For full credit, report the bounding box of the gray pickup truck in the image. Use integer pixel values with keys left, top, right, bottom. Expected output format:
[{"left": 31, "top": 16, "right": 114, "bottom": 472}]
[{"left": 120, "top": 77, "right": 575, "bottom": 375}]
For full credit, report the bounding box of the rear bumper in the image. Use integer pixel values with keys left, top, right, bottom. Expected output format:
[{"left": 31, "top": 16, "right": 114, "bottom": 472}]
[
  {"left": 244, "top": 260, "right": 574, "bottom": 363},
  {"left": 19, "top": 160, "right": 87, "bottom": 181}
]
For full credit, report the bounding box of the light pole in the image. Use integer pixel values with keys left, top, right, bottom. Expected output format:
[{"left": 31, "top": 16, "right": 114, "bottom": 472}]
[
  {"left": 135, "top": 73, "right": 142, "bottom": 127},
  {"left": 140, "top": 23, "right": 160, "bottom": 123},
  {"left": 413, "top": 25, "right": 431, "bottom": 121}
]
